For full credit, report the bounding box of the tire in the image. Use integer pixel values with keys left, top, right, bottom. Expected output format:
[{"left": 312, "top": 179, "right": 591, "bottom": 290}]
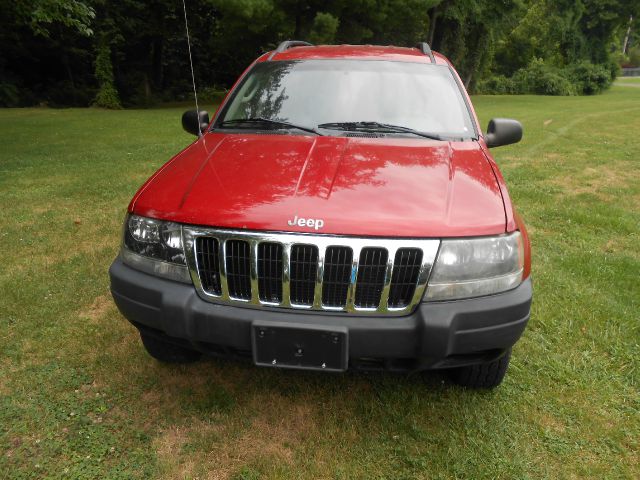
[
  {"left": 140, "top": 332, "right": 202, "bottom": 363},
  {"left": 448, "top": 349, "right": 511, "bottom": 389}
]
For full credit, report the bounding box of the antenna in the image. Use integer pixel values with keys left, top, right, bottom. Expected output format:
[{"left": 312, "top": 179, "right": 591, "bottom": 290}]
[{"left": 181, "top": 0, "right": 202, "bottom": 136}]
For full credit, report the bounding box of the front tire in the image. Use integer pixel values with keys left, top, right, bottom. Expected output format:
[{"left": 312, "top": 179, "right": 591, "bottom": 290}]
[
  {"left": 448, "top": 349, "right": 511, "bottom": 389},
  {"left": 140, "top": 332, "right": 202, "bottom": 363}
]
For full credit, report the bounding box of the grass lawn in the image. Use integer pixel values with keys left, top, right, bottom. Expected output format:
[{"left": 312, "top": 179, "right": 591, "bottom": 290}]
[
  {"left": 1, "top": 86, "right": 639, "bottom": 479},
  {"left": 615, "top": 77, "right": 640, "bottom": 86},
  {"left": 616, "top": 76, "right": 640, "bottom": 81}
]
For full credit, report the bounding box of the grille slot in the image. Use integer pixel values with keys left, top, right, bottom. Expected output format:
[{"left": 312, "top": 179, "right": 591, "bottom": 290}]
[
  {"left": 322, "top": 246, "right": 353, "bottom": 307},
  {"left": 257, "top": 242, "right": 283, "bottom": 303},
  {"left": 225, "top": 240, "right": 251, "bottom": 299},
  {"left": 290, "top": 245, "right": 318, "bottom": 305},
  {"left": 388, "top": 248, "right": 423, "bottom": 308},
  {"left": 355, "top": 248, "right": 388, "bottom": 308},
  {"left": 196, "top": 237, "right": 221, "bottom": 295}
]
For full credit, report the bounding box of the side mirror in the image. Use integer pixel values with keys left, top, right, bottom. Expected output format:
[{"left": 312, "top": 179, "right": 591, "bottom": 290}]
[
  {"left": 485, "top": 118, "right": 523, "bottom": 148},
  {"left": 182, "top": 109, "right": 209, "bottom": 137}
]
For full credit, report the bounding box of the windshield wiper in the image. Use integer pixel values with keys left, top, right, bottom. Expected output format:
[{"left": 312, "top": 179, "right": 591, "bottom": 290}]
[
  {"left": 219, "top": 117, "right": 322, "bottom": 136},
  {"left": 317, "top": 121, "right": 443, "bottom": 140}
]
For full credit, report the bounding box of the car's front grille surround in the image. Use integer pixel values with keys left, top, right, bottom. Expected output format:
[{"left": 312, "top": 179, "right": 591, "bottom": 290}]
[{"left": 184, "top": 228, "right": 440, "bottom": 316}]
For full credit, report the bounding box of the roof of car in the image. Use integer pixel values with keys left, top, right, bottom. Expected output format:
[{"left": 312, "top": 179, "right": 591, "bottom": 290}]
[{"left": 259, "top": 44, "right": 450, "bottom": 66}]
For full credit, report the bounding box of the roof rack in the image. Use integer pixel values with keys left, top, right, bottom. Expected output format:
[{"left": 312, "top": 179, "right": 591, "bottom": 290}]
[
  {"left": 415, "top": 42, "right": 436, "bottom": 63},
  {"left": 268, "top": 40, "right": 313, "bottom": 60}
]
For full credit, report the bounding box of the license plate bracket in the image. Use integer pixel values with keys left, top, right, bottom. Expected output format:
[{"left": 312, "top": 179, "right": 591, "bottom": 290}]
[{"left": 252, "top": 321, "right": 348, "bottom": 372}]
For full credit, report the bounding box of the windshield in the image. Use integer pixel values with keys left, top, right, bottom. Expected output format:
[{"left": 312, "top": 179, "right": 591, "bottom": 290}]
[{"left": 215, "top": 60, "right": 476, "bottom": 139}]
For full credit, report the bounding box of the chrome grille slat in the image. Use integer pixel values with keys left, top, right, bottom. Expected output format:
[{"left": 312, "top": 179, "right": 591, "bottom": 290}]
[
  {"left": 312, "top": 245, "right": 325, "bottom": 309},
  {"left": 184, "top": 227, "right": 440, "bottom": 316},
  {"left": 219, "top": 239, "right": 229, "bottom": 300},
  {"left": 250, "top": 240, "right": 259, "bottom": 303},
  {"left": 378, "top": 246, "right": 397, "bottom": 311},
  {"left": 281, "top": 244, "right": 292, "bottom": 307}
]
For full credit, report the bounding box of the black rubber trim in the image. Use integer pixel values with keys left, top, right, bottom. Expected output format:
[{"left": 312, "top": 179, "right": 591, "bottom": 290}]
[{"left": 109, "top": 258, "right": 532, "bottom": 371}]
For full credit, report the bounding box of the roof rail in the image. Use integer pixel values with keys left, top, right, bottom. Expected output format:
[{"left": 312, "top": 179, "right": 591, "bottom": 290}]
[
  {"left": 268, "top": 40, "right": 313, "bottom": 60},
  {"left": 415, "top": 42, "right": 436, "bottom": 63}
]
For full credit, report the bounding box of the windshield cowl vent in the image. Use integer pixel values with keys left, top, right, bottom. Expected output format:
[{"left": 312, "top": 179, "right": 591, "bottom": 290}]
[{"left": 344, "top": 132, "right": 384, "bottom": 138}]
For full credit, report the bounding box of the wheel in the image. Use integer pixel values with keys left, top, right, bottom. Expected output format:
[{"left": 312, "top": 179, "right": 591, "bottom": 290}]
[
  {"left": 448, "top": 349, "right": 511, "bottom": 389},
  {"left": 139, "top": 332, "right": 202, "bottom": 363}
]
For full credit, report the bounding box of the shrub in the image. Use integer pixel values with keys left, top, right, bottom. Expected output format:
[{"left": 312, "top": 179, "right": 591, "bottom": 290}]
[
  {"left": 0, "top": 82, "right": 20, "bottom": 107},
  {"left": 476, "top": 75, "right": 517, "bottom": 94},
  {"left": 628, "top": 46, "right": 640, "bottom": 67},
  {"left": 512, "top": 59, "right": 577, "bottom": 96},
  {"left": 566, "top": 61, "right": 612, "bottom": 95},
  {"left": 309, "top": 12, "right": 339, "bottom": 44},
  {"left": 93, "top": 43, "right": 122, "bottom": 109}
]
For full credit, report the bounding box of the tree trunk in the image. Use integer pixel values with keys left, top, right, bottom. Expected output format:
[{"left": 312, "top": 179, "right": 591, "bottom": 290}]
[
  {"left": 464, "top": 71, "right": 473, "bottom": 90},
  {"left": 151, "top": 37, "right": 164, "bottom": 90},
  {"left": 144, "top": 73, "right": 151, "bottom": 103},
  {"left": 428, "top": 6, "right": 438, "bottom": 45},
  {"left": 622, "top": 15, "right": 633, "bottom": 55}
]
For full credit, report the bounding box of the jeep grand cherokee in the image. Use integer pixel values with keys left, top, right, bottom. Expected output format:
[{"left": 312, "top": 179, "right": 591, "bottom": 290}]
[{"left": 109, "top": 41, "right": 532, "bottom": 389}]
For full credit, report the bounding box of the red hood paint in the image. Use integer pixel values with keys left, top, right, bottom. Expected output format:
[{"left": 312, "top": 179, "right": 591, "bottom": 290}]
[{"left": 131, "top": 133, "right": 507, "bottom": 238}]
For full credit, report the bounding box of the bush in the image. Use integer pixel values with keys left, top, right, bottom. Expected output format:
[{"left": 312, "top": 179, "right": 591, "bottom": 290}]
[
  {"left": 0, "top": 82, "right": 20, "bottom": 107},
  {"left": 512, "top": 59, "right": 577, "bottom": 96},
  {"left": 476, "top": 75, "right": 517, "bottom": 94},
  {"left": 93, "top": 43, "right": 121, "bottom": 109},
  {"left": 309, "top": 12, "right": 339, "bottom": 44},
  {"left": 627, "top": 46, "right": 640, "bottom": 67},
  {"left": 479, "top": 59, "right": 615, "bottom": 96},
  {"left": 566, "top": 61, "right": 612, "bottom": 95}
]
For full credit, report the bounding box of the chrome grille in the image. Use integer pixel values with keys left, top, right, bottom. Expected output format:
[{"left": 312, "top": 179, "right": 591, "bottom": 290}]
[{"left": 184, "top": 227, "right": 440, "bottom": 316}]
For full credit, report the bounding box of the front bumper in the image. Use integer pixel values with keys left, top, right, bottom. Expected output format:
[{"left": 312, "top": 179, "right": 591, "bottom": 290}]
[{"left": 109, "top": 258, "right": 532, "bottom": 371}]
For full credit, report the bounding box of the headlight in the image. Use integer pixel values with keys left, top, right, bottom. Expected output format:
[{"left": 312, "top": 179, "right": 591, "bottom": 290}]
[
  {"left": 425, "top": 232, "right": 523, "bottom": 301},
  {"left": 121, "top": 214, "right": 191, "bottom": 283}
]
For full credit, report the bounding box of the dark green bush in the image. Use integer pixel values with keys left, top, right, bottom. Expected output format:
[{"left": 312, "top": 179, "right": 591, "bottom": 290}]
[
  {"left": 512, "top": 59, "right": 577, "bottom": 96},
  {"left": 93, "top": 43, "right": 121, "bottom": 109},
  {"left": 567, "top": 61, "right": 612, "bottom": 95},
  {"left": 628, "top": 47, "right": 640, "bottom": 67},
  {"left": 476, "top": 75, "right": 517, "bottom": 94},
  {"left": 0, "top": 82, "right": 20, "bottom": 107},
  {"left": 477, "top": 59, "right": 615, "bottom": 96}
]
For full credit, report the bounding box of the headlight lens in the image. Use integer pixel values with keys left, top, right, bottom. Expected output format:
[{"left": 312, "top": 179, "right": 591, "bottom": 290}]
[
  {"left": 121, "top": 214, "right": 191, "bottom": 283},
  {"left": 425, "top": 232, "right": 523, "bottom": 301}
]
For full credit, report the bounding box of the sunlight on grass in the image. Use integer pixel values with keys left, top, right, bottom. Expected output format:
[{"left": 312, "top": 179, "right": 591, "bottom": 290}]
[{"left": 1, "top": 87, "right": 639, "bottom": 478}]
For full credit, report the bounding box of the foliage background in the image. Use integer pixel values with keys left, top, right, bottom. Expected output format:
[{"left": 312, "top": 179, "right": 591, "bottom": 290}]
[{"left": 0, "top": 0, "right": 638, "bottom": 107}]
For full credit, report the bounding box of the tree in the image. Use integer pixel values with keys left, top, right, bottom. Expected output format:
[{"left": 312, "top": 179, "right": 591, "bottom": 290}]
[
  {"left": 93, "top": 42, "right": 121, "bottom": 108},
  {"left": 309, "top": 12, "right": 340, "bottom": 44}
]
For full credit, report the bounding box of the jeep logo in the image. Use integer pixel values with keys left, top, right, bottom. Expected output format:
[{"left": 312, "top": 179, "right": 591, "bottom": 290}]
[{"left": 287, "top": 215, "right": 324, "bottom": 230}]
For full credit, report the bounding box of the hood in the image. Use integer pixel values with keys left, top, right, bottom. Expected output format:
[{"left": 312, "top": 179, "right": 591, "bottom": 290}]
[{"left": 132, "top": 133, "right": 506, "bottom": 237}]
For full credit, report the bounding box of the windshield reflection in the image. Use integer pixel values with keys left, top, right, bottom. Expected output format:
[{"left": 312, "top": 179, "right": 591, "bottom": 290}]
[{"left": 217, "top": 60, "right": 475, "bottom": 138}]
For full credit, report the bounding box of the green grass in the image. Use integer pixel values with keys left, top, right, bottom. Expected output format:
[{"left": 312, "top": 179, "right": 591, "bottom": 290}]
[
  {"left": 615, "top": 76, "right": 640, "bottom": 85},
  {"left": 1, "top": 87, "right": 639, "bottom": 479}
]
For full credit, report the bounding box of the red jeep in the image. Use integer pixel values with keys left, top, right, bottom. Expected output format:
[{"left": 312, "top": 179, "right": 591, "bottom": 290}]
[{"left": 110, "top": 41, "right": 532, "bottom": 388}]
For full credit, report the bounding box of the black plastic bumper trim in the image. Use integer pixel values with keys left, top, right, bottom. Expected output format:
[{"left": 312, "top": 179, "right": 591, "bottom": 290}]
[{"left": 109, "top": 258, "right": 532, "bottom": 370}]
